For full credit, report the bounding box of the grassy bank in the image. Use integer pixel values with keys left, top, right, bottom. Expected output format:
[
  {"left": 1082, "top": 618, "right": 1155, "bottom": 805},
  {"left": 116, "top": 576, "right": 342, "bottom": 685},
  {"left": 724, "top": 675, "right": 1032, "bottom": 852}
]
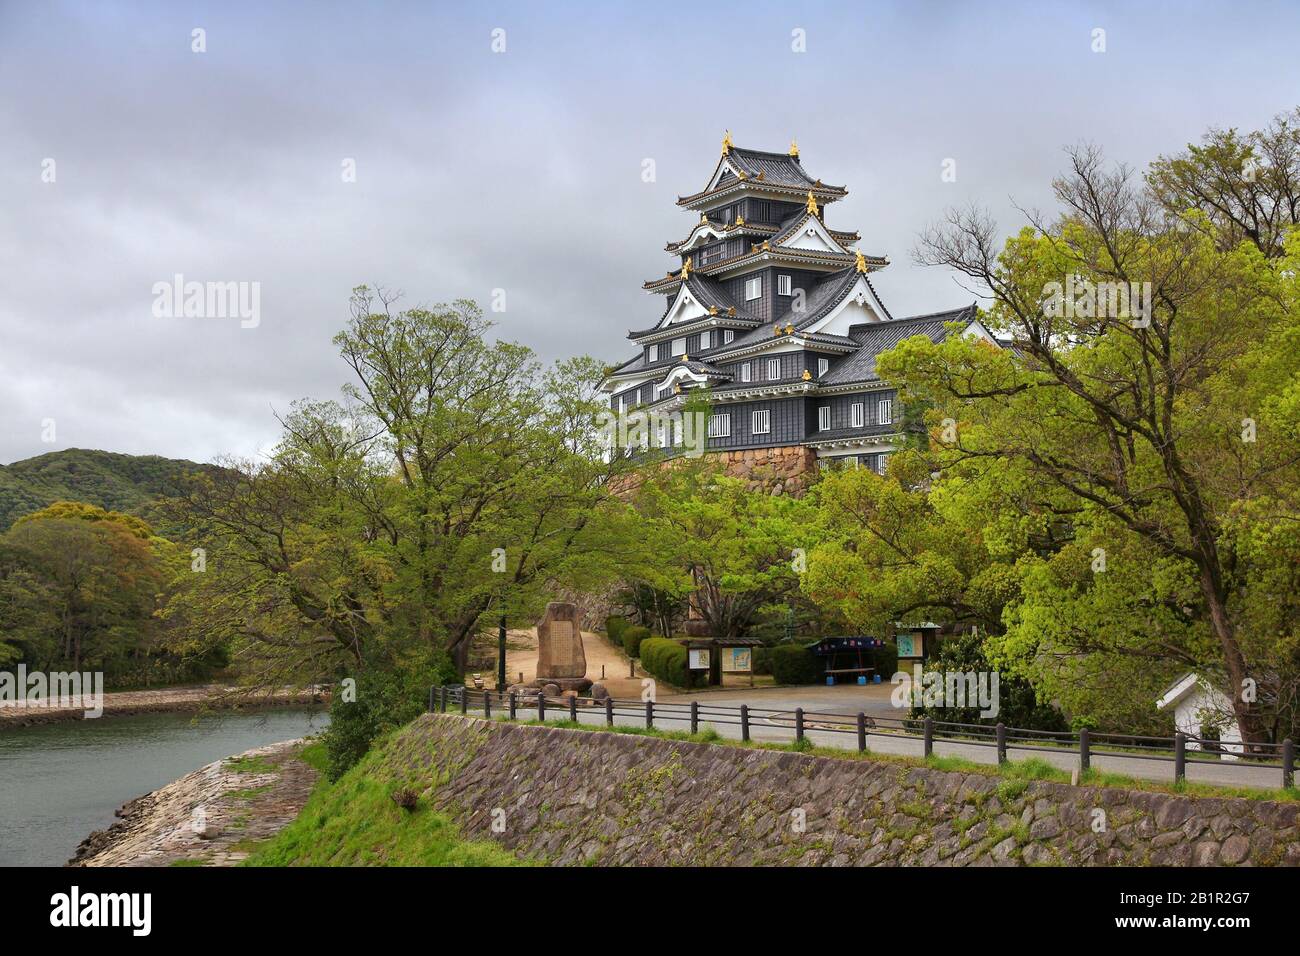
[{"left": 242, "top": 740, "right": 523, "bottom": 867}]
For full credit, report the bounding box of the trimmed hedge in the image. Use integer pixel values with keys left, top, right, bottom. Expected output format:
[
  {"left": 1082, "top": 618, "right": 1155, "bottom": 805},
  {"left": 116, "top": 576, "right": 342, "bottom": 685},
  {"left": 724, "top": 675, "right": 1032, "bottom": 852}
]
[
  {"left": 752, "top": 646, "right": 773, "bottom": 676},
  {"left": 769, "top": 643, "right": 820, "bottom": 685},
  {"left": 622, "top": 625, "right": 651, "bottom": 659},
  {"left": 639, "top": 637, "right": 693, "bottom": 689},
  {"left": 605, "top": 616, "right": 629, "bottom": 647}
]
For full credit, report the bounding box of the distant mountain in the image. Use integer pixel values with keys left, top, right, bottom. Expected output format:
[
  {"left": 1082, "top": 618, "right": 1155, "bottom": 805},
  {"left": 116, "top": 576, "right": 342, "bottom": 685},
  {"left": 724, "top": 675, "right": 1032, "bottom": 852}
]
[{"left": 0, "top": 448, "right": 225, "bottom": 532}]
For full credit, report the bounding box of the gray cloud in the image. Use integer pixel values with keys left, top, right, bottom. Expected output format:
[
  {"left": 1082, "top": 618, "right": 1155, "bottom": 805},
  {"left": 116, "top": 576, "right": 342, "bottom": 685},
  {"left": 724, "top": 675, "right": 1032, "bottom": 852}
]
[{"left": 2, "top": 0, "right": 1298, "bottom": 463}]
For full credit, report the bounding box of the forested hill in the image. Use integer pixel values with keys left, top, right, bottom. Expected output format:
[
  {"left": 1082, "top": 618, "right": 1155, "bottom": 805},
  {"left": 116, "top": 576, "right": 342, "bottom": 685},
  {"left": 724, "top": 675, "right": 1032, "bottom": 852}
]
[{"left": 0, "top": 448, "right": 222, "bottom": 531}]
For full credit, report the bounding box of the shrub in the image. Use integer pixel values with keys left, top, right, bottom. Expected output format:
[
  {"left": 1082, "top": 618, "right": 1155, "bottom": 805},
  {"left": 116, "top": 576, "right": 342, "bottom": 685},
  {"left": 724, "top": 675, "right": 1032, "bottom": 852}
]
[
  {"left": 639, "top": 636, "right": 694, "bottom": 689},
  {"left": 769, "top": 643, "right": 820, "bottom": 685},
  {"left": 323, "top": 648, "right": 456, "bottom": 780},
  {"left": 622, "top": 625, "right": 651, "bottom": 658},
  {"left": 604, "top": 616, "right": 629, "bottom": 646},
  {"left": 752, "top": 646, "right": 772, "bottom": 676}
]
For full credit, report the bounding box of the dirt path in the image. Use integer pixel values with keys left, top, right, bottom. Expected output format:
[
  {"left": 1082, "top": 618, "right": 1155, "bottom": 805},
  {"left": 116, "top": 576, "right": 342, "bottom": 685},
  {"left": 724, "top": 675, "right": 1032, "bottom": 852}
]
[
  {"left": 498, "top": 628, "right": 646, "bottom": 698},
  {"left": 70, "top": 738, "right": 318, "bottom": 867}
]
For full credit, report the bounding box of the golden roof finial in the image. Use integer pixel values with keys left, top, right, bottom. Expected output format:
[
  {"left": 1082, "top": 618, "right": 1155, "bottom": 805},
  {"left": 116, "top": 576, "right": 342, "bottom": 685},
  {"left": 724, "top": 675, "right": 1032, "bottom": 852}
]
[
  {"left": 700, "top": 212, "right": 707, "bottom": 224},
  {"left": 855, "top": 249, "right": 868, "bottom": 274},
  {"left": 681, "top": 256, "right": 692, "bottom": 279},
  {"left": 802, "top": 369, "right": 812, "bottom": 381},
  {"left": 721, "top": 130, "right": 733, "bottom": 155},
  {"left": 735, "top": 215, "right": 745, "bottom": 226},
  {"left": 789, "top": 139, "right": 799, "bottom": 158},
  {"left": 785, "top": 323, "right": 794, "bottom": 334},
  {"left": 774, "top": 324, "right": 782, "bottom": 335},
  {"left": 806, "top": 191, "right": 819, "bottom": 216}
]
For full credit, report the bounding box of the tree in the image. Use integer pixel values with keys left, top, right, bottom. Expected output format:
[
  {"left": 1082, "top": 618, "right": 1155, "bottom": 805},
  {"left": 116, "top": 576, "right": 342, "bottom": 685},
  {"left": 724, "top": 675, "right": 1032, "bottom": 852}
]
[
  {"left": 630, "top": 462, "right": 808, "bottom": 639},
  {"left": 165, "top": 288, "right": 637, "bottom": 686},
  {"left": 891, "top": 142, "right": 1300, "bottom": 745},
  {"left": 2, "top": 503, "right": 165, "bottom": 670},
  {"left": 1148, "top": 107, "right": 1300, "bottom": 259}
]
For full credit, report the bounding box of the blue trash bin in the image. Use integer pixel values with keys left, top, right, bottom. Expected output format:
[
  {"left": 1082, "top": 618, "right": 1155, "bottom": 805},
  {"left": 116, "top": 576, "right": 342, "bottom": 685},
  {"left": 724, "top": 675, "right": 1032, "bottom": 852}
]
[
  {"left": 826, "top": 676, "right": 835, "bottom": 686},
  {"left": 873, "top": 674, "right": 882, "bottom": 684},
  {"left": 857, "top": 675, "right": 867, "bottom": 686}
]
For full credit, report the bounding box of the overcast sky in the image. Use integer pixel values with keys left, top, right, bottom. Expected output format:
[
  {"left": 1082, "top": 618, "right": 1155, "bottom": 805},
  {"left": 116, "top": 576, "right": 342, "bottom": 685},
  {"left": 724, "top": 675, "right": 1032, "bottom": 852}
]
[{"left": 2, "top": 0, "right": 1298, "bottom": 465}]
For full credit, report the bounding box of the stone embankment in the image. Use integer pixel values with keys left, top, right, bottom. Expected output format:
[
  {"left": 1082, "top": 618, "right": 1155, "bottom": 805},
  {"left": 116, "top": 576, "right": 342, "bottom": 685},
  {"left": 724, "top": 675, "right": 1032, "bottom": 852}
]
[
  {"left": 0, "top": 684, "right": 325, "bottom": 728},
  {"left": 70, "top": 739, "right": 318, "bottom": 867},
  {"left": 389, "top": 715, "right": 1300, "bottom": 866}
]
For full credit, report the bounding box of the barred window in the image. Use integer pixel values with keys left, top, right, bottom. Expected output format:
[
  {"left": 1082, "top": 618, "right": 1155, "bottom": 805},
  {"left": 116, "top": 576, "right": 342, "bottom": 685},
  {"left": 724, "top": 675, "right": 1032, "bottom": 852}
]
[
  {"left": 708, "top": 413, "right": 731, "bottom": 438},
  {"left": 851, "top": 402, "right": 865, "bottom": 428},
  {"left": 752, "top": 409, "right": 771, "bottom": 434},
  {"left": 878, "top": 398, "right": 893, "bottom": 424},
  {"left": 818, "top": 406, "right": 831, "bottom": 431}
]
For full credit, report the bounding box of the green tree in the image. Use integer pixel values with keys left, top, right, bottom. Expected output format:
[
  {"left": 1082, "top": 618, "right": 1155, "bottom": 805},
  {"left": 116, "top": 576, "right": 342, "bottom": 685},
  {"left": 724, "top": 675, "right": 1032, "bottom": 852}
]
[{"left": 888, "top": 142, "right": 1300, "bottom": 744}]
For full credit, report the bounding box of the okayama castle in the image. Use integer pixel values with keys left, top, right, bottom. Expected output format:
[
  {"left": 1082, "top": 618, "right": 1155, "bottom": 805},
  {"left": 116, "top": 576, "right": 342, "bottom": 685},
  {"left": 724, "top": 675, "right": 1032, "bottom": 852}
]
[{"left": 599, "top": 133, "right": 1000, "bottom": 477}]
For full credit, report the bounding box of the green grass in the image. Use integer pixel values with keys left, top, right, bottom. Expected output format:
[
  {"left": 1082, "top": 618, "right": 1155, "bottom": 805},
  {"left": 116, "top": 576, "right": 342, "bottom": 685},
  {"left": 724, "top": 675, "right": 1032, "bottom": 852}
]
[
  {"left": 168, "top": 858, "right": 208, "bottom": 867},
  {"left": 242, "top": 740, "right": 524, "bottom": 867},
  {"left": 489, "top": 716, "right": 1299, "bottom": 802},
  {"left": 224, "top": 754, "right": 277, "bottom": 774}
]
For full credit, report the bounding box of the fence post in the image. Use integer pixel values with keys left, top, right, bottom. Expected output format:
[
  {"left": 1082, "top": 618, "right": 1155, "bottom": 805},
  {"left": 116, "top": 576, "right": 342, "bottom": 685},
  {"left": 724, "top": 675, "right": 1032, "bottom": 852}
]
[
  {"left": 569, "top": 694, "right": 578, "bottom": 722},
  {"left": 795, "top": 707, "right": 804, "bottom": 743},
  {"left": 690, "top": 700, "right": 699, "bottom": 735},
  {"left": 483, "top": 690, "right": 491, "bottom": 719},
  {"left": 857, "top": 712, "right": 867, "bottom": 752},
  {"left": 605, "top": 696, "right": 614, "bottom": 726},
  {"left": 923, "top": 716, "right": 933, "bottom": 758},
  {"left": 508, "top": 692, "right": 517, "bottom": 721},
  {"left": 645, "top": 699, "right": 654, "bottom": 729},
  {"left": 438, "top": 686, "right": 446, "bottom": 712},
  {"left": 1283, "top": 739, "right": 1295, "bottom": 790},
  {"left": 459, "top": 687, "right": 467, "bottom": 715},
  {"left": 996, "top": 722, "right": 1007, "bottom": 764},
  {"left": 428, "top": 686, "right": 435, "bottom": 713},
  {"left": 1174, "top": 732, "right": 1186, "bottom": 783},
  {"left": 740, "top": 704, "right": 750, "bottom": 742},
  {"left": 537, "top": 690, "right": 546, "bottom": 723},
  {"left": 1079, "top": 727, "right": 1090, "bottom": 775}
]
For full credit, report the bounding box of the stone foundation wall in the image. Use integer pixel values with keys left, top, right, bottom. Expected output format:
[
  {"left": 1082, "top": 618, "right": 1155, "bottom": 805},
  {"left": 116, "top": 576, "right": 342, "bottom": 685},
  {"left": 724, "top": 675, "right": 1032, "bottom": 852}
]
[
  {"left": 714, "top": 444, "right": 818, "bottom": 497},
  {"left": 389, "top": 715, "right": 1300, "bottom": 867}
]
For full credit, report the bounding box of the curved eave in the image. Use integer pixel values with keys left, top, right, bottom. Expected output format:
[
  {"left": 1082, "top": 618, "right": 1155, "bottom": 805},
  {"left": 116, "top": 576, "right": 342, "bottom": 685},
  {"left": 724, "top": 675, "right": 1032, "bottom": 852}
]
[
  {"left": 804, "top": 432, "right": 903, "bottom": 450},
  {"left": 627, "top": 315, "right": 762, "bottom": 343},
  {"left": 676, "top": 179, "right": 848, "bottom": 210},
  {"left": 665, "top": 222, "right": 779, "bottom": 252}
]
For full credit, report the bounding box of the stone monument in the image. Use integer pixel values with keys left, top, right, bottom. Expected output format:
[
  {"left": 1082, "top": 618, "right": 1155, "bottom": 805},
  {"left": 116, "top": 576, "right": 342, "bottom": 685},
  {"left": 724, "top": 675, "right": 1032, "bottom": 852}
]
[{"left": 535, "top": 601, "right": 591, "bottom": 692}]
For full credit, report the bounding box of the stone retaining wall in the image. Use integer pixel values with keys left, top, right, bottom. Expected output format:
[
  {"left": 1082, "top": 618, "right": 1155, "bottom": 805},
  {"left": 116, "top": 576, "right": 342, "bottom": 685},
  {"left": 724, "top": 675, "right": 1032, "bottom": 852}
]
[{"left": 392, "top": 715, "right": 1300, "bottom": 866}]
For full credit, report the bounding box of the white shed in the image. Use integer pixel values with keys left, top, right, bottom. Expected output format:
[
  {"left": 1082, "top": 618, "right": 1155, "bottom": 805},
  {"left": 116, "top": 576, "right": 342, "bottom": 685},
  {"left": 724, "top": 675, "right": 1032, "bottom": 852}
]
[{"left": 1155, "top": 672, "right": 1242, "bottom": 761}]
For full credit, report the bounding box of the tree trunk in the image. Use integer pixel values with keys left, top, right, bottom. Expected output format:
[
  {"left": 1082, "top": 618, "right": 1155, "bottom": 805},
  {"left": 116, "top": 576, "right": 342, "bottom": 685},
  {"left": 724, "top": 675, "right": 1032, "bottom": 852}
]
[{"left": 1197, "top": 564, "right": 1269, "bottom": 747}]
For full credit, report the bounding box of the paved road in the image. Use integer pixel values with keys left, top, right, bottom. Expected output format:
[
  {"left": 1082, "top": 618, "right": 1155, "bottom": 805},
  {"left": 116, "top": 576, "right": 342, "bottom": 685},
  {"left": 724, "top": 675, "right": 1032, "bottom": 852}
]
[{"left": 477, "top": 684, "right": 1291, "bottom": 792}]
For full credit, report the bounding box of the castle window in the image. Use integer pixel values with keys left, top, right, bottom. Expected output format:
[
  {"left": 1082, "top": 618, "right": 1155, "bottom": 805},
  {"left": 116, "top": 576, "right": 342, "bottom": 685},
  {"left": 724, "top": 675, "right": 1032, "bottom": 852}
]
[
  {"left": 708, "top": 413, "right": 731, "bottom": 438},
  {"left": 740, "top": 362, "right": 752, "bottom": 383},
  {"left": 876, "top": 453, "right": 889, "bottom": 475},
  {"left": 777, "top": 274, "right": 792, "bottom": 296},
  {"left": 818, "top": 406, "right": 831, "bottom": 431},
  {"left": 745, "top": 277, "right": 762, "bottom": 301},
  {"left": 818, "top": 357, "right": 829, "bottom": 377},
  {"left": 752, "top": 409, "right": 771, "bottom": 435},
  {"left": 851, "top": 402, "right": 865, "bottom": 428},
  {"left": 671, "top": 337, "right": 686, "bottom": 356},
  {"left": 878, "top": 398, "right": 893, "bottom": 424},
  {"left": 698, "top": 331, "right": 711, "bottom": 350},
  {"left": 724, "top": 330, "right": 735, "bottom": 344},
  {"left": 767, "top": 358, "right": 780, "bottom": 380}
]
